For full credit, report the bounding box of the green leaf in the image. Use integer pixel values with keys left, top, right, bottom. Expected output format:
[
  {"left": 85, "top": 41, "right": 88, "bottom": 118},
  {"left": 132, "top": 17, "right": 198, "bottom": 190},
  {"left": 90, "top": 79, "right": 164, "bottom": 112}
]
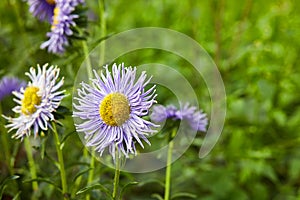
[
  {"left": 12, "top": 191, "right": 21, "bottom": 200},
  {"left": 151, "top": 193, "right": 164, "bottom": 200},
  {"left": 171, "top": 192, "right": 197, "bottom": 199},
  {"left": 40, "top": 136, "right": 48, "bottom": 160},
  {"left": 60, "top": 130, "right": 76, "bottom": 146},
  {"left": 138, "top": 179, "right": 164, "bottom": 188},
  {"left": 0, "top": 175, "right": 20, "bottom": 199},
  {"left": 72, "top": 168, "right": 92, "bottom": 183},
  {"left": 76, "top": 184, "right": 112, "bottom": 199},
  {"left": 53, "top": 106, "right": 72, "bottom": 120},
  {"left": 23, "top": 178, "right": 62, "bottom": 193},
  {"left": 119, "top": 181, "right": 138, "bottom": 198},
  {"left": 44, "top": 151, "right": 60, "bottom": 169},
  {"left": 56, "top": 106, "right": 72, "bottom": 115}
]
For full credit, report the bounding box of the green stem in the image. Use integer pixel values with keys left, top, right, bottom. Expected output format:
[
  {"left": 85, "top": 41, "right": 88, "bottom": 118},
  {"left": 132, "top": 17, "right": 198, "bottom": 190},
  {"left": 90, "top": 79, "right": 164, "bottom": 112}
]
[
  {"left": 98, "top": 0, "right": 106, "bottom": 66},
  {"left": 164, "top": 129, "right": 176, "bottom": 200},
  {"left": 112, "top": 150, "right": 120, "bottom": 200},
  {"left": 0, "top": 132, "right": 12, "bottom": 173},
  {"left": 0, "top": 103, "right": 13, "bottom": 175},
  {"left": 78, "top": 19, "right": 97, "bottom": 200},
  {"left": 75, "top": 26, "right": 93, "bottom": 79},
  {"left": 82, "top": 40, "right": 93, "bottom": 79},
  {"left": 9, "top": 0, "right": 32, "bottom": 74},
  {"left": 85, "top": 1, "right": 106, "bottom": 197},
  {"left": 24, "top": 137, "right": 38, "bottom": 192},
  {"left": 85, "top": 150, "right": 95, "bottom": 200},
  {"left": 52, "top": 122, "right": 68, "bottom": 199}
]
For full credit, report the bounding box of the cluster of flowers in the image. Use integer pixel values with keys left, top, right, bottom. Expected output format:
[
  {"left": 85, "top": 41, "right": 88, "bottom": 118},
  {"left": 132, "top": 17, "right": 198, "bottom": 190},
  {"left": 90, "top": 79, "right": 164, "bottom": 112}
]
[
  {"left": 1, "top": 63, "right": 208, "bottom": 159},
  {"left": 1, "top": 1, "right": 208, "bottom": 160},
  {"left": 27, "top": 0, "right": 84, "bottom": 54}
]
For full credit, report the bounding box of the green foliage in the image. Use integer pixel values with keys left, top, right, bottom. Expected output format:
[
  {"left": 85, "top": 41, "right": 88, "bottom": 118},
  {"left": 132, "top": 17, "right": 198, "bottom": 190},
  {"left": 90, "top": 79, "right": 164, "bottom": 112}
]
[{"left": 0, "top": 0, "right": 300, "bottom": 199}]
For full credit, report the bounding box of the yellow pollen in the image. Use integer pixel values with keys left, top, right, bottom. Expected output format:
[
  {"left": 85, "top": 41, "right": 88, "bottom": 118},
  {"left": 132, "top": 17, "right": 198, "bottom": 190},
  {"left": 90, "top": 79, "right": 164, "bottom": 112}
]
[
  {"left": 99, "top": 93, "right": 130, "bottom": 126},
  {"left": 21, "top": 86, "right": 41, "bottom": 115},
  {"left": 46, "top": 0, "right": 56, "bottom": 5},
  {"left": 51, "top": 7, "right": 60, "bottom": 30}
]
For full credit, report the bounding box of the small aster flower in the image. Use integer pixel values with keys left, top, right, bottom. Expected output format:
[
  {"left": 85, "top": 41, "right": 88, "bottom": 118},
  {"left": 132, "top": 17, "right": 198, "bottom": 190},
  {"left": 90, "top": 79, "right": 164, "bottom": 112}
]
[
  {"left": 0, "top": 77, "right": 26, "bottom": 101},
  {"left": 40, "top": 0, "right": 84, "bottom": 54},
  {"left": 151, "top": 103, "right": 208, "bottom": 132},
  {"left": 73, "top": 63, "right": 158, "bottom": 159},
  {"left": 3, "top": 64, "right": 65, "bottom": 139}
]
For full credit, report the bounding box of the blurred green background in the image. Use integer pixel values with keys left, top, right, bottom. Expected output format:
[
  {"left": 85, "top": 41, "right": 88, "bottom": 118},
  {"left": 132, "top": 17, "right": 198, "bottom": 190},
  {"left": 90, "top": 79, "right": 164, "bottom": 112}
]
[{"left": 1, "top": 0, "right": 300, "bottom": 199}]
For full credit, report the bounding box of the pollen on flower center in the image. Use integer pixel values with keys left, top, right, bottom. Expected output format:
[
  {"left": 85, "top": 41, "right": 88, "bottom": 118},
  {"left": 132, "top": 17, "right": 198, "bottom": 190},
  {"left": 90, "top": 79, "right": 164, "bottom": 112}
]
[
  {"left": 21, "top": 86, "right": 41, "bottom": 115},
  {"left": 46, "top": 0, "right": 56, "bottom": 5},
  {"left": 51, "top": 7, "right": 60, "bottom": 30},
  {"left": 99, "top": 93, "right": 130, "bottom": 126}
]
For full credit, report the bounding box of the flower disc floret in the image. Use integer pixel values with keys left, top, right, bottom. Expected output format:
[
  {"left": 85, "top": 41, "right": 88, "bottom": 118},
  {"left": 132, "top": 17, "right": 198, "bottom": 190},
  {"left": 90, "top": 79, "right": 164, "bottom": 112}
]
[
  {"left": 21, "top": 86, "right": 41, "bottom": 115},
  {"left": 51, "top": 7, "right": 60, "bottom": 29},
  {"left": 99, "top": 93, "right": 130, "bottom": 126}
]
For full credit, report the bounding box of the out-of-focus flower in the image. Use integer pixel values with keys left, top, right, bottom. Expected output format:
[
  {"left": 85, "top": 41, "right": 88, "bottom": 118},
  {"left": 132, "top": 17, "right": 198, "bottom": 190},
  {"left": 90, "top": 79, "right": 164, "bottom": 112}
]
[
  {"left": 73, "top": 63, "right": 158, "bottom": 159},
  {"left": 3, "top": 64, "right": 65, "bottom": 139},
  {"left": 151, "top": 103, "right": 208, "bottom": 132},
  {"left": 0, "top": 76, "right": 26, "bottom": 101},
  {"left": 40, "top": 0, "right": 85, "bottom": 54},
  {"left": 27, "top": 0, "right": 56, "bottom": 22}
]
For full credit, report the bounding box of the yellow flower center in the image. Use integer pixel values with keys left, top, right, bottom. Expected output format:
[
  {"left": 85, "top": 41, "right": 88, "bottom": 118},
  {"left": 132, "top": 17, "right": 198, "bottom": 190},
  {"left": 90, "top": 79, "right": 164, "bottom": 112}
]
[
  {"left": 51, "top": 7, "right": 60, "bottom": 30},
  {"left": 99, "top": 93, "right": 130, "bottom": 126},
  {"left": 46, "top": 0, "right": 56, "bottom": 5},
  {"left": 21, "top": 86, "right": 41, "bottom": 115}
]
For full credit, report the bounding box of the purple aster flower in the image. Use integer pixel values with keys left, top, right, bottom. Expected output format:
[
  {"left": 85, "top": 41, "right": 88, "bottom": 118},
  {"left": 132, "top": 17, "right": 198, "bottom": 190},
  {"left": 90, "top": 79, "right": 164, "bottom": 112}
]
[
  {"left": 0, "top": 77, "right": 26, "bottom": 101},
  {"left": 73, "top": 63, "right": 158, "bottom": 159},
  {"left": 26, "top": 0, "right": 56, "bottom": 22},
  {"left": 40, "top": 0, "right": 84, "bottom": 54},
  {"left": 3, "top": 64, "right": 65, "bottom": 139},
  {"left": 151, "top": 103, "right": 208, "bottom": 132},
  {"left": 150, "top": 105, "right": 177, "bottom": 122}
]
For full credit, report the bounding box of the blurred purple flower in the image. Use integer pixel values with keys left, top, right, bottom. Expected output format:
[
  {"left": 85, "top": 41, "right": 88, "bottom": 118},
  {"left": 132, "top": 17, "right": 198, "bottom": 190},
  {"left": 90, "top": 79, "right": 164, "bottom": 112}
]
[
  {"left": 0, "top": 76, "right": 26, "bottom": 101},
  {"left": 40, "top": 0, "right": 84, "bottom": 54},
  {"left": 27, "top": 0, "right": 55, "bottom": 22},
  {"left": 151, "top": 103, "right": 208, "bottom": 132}
]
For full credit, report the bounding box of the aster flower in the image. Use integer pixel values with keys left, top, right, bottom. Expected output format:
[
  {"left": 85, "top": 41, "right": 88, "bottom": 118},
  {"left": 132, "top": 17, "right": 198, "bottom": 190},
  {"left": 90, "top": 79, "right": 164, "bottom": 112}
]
[
  {"left": 27, "top": 0, "right": 56, "bottom": 22},
  {"left": 40, "top": 0, "right": 85, "bottom": 54},
  {"left": 3, "top": 64, "right": 65, "bottom": 139},
  {"left": 73, "top": 63, "right": 158, "bottom": 159},
  {"left": 0, "top": 77, "right": 26, "bottom": 101},
  {"left": 151, "top": 103, "right": 208, "bottom": 132}
]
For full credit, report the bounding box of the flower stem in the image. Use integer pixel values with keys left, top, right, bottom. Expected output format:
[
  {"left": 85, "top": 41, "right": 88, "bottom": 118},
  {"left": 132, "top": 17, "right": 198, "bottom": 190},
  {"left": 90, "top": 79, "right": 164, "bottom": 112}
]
[
  {"left": 112, "top": 150, "right": 120, "bottom": 200},
  {"left": 24, "top": 137, "right": 38, "bottom": 192},
  {"left": 86, "top": 1, "right": 106, "bottom": 197},
  {"left": 0, "top": 103, "right": 13, "bottom": 175},
  {"left": 79, "top": 19, "right": 97, "bottom": 200},
  {"left": 52, "top": 122, "right": 68, "bottom": 199},
  {"left": 9, "top": 0, "right": 31, "bottom": 74},
  {"left": 75, "top": 25, "right": 93, "bottom": 80},
  {"left": 98, "top": 0, "right": 106, "bottom": 66},
  {"left": 82, "top": 39, "right": 93, "bottom": 80},
  {"left": 85, "top": 150, "right": 95, "bottom": 200},
  {"left": 164, "top": 129, "right": 176, "bottom": 200}
]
